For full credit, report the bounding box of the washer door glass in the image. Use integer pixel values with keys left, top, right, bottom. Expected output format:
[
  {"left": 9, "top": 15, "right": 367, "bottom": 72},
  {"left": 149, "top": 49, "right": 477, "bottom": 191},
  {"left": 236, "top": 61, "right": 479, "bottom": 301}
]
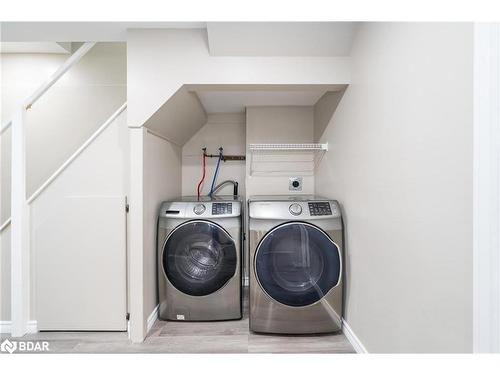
[
  {"left": 163, "top": 221, "right": 237, "bottom": 296},
  {"left": 255, "top": 222, "right": 341, "bottom": 307}
]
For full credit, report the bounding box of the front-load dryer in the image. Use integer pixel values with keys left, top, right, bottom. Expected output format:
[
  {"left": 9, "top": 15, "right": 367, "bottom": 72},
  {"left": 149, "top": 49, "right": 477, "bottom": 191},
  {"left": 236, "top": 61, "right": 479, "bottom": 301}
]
[
  {"left": 157, "top": 196, "right": 242, "bottom": 321},
  {"left": 248, "top": 195, "right": 343, "bottom": 334}
]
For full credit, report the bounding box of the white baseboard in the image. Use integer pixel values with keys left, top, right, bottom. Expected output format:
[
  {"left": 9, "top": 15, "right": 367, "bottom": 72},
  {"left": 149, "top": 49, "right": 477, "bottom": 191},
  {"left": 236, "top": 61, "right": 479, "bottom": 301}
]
[
  {"left": 0, "top": 320, "right": 38, "bottom": 334},
  {"left": 342, "top": 319, "right": 368, "bottom": 353},
  {"left": 146, "top": 305, "right": 159, "bottom": 334},
  {"left": 27, "top": 320, "right": 38, "bottom": 333},
  {"left": 0, "top": 321, "right": 11, "bottom": 334}
]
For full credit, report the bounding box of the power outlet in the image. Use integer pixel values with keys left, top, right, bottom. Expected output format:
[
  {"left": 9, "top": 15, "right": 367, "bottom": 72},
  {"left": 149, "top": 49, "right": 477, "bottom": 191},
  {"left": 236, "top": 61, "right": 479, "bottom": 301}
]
[{"left": 289, "top": 177, "right": 303, "bottom": 191}]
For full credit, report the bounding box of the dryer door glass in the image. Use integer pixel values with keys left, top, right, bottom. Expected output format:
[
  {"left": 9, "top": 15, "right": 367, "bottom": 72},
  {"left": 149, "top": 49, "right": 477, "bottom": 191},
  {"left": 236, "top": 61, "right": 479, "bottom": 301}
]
[
  {"left": 255, "top": 222, "right": 341, "bottom": 307},
  {"left": 163, "top": 221, "right": 237, "bottom": 296}
]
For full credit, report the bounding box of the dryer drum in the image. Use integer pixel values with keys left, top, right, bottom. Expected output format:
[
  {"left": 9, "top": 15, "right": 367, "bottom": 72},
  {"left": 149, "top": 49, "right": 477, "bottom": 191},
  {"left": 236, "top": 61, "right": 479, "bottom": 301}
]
[
  {"left": 255, "top": 222, "right": 341, "bottom": 307},
  {"left": 163, "top": 221, "right": 237, "bottom": 296}
]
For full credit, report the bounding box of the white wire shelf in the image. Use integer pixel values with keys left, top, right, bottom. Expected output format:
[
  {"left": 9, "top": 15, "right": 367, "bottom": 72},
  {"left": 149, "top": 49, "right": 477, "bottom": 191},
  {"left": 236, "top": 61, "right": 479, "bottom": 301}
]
[
  {"left": 248, "top": 143, "right": 328, "bottom": 176},
  {"left": 249, "top": 143, "right": 328, "bottom": 151}
]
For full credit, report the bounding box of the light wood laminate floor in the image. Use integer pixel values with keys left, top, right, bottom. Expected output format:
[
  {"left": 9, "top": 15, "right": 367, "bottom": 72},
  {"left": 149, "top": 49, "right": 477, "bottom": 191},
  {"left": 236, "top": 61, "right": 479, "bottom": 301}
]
[{"left": 1, "top": 291, "right": 355, "bottom": 354}]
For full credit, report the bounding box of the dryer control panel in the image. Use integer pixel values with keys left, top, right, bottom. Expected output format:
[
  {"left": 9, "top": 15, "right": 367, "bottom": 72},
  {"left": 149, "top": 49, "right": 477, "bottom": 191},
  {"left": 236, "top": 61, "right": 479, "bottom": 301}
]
[
  {"left": 248, "top": 196, "right": 341, "bottom": 220},
  {"left": 308, "top": 202, "right": 332, "bottom": 216}
]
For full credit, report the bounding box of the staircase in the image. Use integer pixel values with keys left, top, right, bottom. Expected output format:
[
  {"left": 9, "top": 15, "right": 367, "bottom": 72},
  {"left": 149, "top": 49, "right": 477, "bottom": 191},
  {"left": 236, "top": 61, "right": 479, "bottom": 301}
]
[{"left": 0, "top": 42, "right": 128, "bottom": 336}]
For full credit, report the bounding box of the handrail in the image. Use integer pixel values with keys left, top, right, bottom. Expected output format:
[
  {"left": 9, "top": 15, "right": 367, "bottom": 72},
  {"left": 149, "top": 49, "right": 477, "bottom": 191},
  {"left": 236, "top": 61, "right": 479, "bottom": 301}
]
[
  {"left": 0, "top": 218, "right": 11, "bottom": 233},
  {"left": 24, "top": 42, "right": 96, "bottom": 110},
  {"left": 1, "top": 119, "right": 12, "bottom": 135},
  {"left": 27, "top": 102, "right": 127, "bottom": 204}
]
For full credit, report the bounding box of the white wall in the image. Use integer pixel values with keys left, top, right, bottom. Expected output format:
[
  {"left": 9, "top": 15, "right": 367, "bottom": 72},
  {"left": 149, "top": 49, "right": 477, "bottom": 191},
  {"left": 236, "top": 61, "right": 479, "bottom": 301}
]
[
  {"left": 143, "top": 131, "right": 181, "bottom": 323},
  {"left": 246, "top": 106, "right": 315, "bottom": 197},
  {"left": 314, "top": 90, "right": 345, "bottom": 142},
  {"left": 144, "top": 86, "right": 207, "bottom": 147},
  {"left": 182, "top": 113, "right": 246, "bottom": 197},
  {"left": 315, "top": 23, "right": 473, "bottom": 353},
  {"left": 1, "top": 53, "right": 67, "bottom": 123}
]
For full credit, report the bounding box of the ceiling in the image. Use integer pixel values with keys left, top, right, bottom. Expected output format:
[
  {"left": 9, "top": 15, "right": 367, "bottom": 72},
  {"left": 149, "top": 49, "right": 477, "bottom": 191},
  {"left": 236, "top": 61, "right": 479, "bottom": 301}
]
[
  {"left": 0, "top": 22, "right": 206, "bottom": 42},
  {"left": 1, "top": 22, "right": 358, "bottom": 57},
  {"left": 207, "top": 22, "right": 357, "bottom": 56},
  {"left": 190, "top": 85, "right": 347, "bottom": 113},
  {"left": 196, "top": 90, "right": 327, "bottom": 113}
]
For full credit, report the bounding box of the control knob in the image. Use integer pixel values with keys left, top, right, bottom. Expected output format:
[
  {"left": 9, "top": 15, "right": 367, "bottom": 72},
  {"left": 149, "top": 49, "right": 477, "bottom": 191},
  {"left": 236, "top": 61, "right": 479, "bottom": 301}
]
[
  {"left": 193, "top": 204, "right": 206, "bottom": 215},
  {"left": 289, "top": 203, "right": 302, "bottom": 216}
]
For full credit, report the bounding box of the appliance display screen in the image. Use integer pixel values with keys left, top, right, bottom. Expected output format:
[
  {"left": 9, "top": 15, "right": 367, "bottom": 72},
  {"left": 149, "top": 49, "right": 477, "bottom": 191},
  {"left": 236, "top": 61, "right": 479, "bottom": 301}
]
[
  {"left": 212, "top": 202, "right": 232, "bottom": 215},
  {"left": 308, "top": 202, "right": 332, "bottom": 216}
]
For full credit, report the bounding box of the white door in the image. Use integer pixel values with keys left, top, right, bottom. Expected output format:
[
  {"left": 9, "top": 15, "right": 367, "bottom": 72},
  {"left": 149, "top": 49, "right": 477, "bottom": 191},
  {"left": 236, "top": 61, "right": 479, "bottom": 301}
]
[{"left": 34, "top": 196, "right": 127, "bottom": 331}]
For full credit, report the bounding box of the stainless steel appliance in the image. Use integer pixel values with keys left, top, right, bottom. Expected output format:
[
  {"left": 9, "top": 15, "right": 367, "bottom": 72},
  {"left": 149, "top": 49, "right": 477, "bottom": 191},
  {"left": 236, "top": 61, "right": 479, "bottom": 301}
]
[
  {"left": 248, "top": 195, "right": 343, "bottom": 334},
  {"left": 157, "top": 196, "right": 242, "bottom": 321}
]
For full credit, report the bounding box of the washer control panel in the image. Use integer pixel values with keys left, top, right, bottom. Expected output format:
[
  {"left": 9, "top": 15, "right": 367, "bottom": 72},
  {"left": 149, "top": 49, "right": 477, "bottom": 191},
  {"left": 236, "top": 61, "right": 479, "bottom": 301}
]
[
  {"left": 161, "top": 199, "right": 241, "bottom": 218},
  {"left": 308, "top": 202, "right": 332, "bottom": 216},
  {"left": 212, "top": 202, "right": 233, "bottom": 215}
]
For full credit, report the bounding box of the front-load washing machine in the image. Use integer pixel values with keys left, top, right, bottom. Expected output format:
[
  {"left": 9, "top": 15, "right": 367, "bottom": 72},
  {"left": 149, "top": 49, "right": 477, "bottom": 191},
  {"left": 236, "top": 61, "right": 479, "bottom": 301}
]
[
  {"left": 157, "top": 196, "right": 242, "bottom": 321},
  {"left": 248, "top": 195, "right": 343, "bottom": 334}
]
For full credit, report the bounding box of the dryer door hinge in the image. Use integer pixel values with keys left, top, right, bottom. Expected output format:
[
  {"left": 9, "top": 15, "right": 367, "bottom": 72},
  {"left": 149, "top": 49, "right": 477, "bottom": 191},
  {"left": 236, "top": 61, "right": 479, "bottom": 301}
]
[
  {"left": 126, "top": 312, "right": 130, "bottom": 321},
  {"left": 125, "top": 203, "right": 130, "bottom": 213}
]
